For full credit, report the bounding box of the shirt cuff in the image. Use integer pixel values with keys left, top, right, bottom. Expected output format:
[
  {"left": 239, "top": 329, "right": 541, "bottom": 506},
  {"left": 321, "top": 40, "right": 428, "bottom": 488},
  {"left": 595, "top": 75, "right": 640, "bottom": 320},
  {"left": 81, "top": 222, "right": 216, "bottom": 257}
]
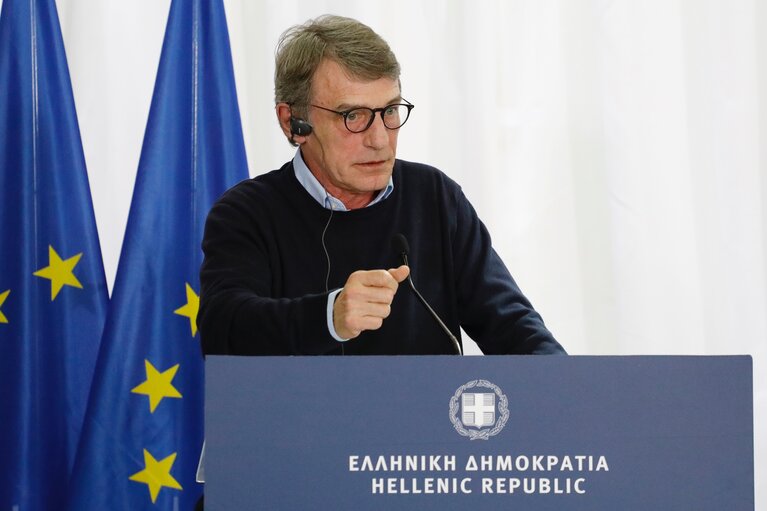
[{"left": 326, "top": 289, "right": 349, "bottom": 342}]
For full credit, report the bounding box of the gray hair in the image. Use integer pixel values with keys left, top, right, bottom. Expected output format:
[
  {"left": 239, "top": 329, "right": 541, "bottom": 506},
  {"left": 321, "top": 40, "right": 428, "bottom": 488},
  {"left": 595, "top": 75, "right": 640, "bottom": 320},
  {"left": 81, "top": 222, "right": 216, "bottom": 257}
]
[{"left": 274, "top": 15, "right": 401, "bottom": 117}]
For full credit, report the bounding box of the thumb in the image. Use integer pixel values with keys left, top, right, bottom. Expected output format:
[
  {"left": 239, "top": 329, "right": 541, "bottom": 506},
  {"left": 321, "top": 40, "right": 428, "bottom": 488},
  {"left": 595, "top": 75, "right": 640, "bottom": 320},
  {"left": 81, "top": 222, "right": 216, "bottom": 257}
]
[{"left": 387, "top": 265, "right": 410, "bottom": 283}]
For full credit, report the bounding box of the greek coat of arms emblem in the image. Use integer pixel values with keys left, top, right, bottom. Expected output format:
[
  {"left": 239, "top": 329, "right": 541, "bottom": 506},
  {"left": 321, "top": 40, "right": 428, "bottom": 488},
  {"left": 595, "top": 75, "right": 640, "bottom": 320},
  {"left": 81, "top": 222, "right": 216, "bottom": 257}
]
[{"left": 449, "top": 379, "right": 509, "bottom": 440}]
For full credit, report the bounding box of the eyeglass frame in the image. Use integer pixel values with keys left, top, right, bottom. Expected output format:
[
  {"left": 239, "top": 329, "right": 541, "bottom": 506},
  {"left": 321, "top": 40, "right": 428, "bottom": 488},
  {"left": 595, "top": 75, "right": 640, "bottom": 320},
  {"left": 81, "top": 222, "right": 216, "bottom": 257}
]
[{"left": 308, "top": 99, "right": 415, "bottom": 133}]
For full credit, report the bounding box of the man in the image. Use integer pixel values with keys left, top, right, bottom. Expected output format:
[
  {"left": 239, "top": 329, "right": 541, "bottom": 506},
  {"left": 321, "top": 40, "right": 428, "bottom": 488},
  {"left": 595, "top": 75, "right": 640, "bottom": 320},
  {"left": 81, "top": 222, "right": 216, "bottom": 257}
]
[{"left": 198, "top": 15, "right": 565, "bottom": 356}]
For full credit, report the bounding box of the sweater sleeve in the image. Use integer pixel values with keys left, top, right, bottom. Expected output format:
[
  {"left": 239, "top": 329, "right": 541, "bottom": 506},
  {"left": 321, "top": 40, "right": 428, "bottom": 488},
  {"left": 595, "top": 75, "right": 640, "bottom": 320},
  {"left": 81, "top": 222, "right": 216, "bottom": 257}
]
[
  {"left": 451, "top": 189, "right": 566, "bottom": 355},
  {"left": 198, "top": 187, "right": 339, "bottom": 356}
]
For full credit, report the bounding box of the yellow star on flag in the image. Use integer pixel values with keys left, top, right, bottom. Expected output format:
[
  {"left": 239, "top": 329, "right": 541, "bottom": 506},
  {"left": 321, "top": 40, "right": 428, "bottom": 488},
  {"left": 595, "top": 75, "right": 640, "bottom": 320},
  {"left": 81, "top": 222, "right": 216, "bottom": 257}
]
[
  {"left": 174, "top": 282, "right": 199, "bottom": 337},
  {"left": 0, "top": 289, "right": 9, "bottom": 324},
  {"left": 33, "top": 245, "right": 83, "bottom": 300},
  {"left": 131, "top": 360, "right": 182, "bottom": 413},
  {"left": 129, "top": 448, "right": 183, "bottom": 503}
]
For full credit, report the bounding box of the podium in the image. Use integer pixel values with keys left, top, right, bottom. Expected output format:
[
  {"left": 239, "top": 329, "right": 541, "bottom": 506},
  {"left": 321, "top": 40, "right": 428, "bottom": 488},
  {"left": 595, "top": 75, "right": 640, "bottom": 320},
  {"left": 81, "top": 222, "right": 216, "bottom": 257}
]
[{"left": 204, "top": 355, "right": 753, "bottom": 510}]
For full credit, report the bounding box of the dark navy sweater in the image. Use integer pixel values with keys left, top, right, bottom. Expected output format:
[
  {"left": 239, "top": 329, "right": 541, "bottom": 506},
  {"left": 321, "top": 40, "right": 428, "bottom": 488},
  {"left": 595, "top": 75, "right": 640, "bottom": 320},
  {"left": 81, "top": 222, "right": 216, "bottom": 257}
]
[{"left": 199, "top": 159, "right": 565, "bottom": 356}]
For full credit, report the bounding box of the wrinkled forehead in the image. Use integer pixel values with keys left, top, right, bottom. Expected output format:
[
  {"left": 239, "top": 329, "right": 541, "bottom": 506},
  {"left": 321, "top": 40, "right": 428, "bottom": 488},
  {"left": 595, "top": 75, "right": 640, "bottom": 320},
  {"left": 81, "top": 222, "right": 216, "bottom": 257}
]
[{"left": 310, "top": 59, "right": 401, "bottom": 108}]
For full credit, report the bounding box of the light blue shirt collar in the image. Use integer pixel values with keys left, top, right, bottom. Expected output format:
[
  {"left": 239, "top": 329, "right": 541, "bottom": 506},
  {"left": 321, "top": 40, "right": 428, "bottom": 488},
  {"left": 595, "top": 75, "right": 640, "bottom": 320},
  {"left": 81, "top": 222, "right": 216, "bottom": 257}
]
[{"left": 292, "top": 149, "right": 394, "bottom": 211}]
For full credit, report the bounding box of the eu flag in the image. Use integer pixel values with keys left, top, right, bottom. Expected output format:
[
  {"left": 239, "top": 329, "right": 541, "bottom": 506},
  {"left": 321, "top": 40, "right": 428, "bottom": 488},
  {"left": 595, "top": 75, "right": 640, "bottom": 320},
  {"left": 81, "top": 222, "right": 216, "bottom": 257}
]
[
  {"left": 67, "top": 0, "right": 248, "bottom": 509},
  {"left": 0, "top": 0, "right": 109, "bottom": 508}
]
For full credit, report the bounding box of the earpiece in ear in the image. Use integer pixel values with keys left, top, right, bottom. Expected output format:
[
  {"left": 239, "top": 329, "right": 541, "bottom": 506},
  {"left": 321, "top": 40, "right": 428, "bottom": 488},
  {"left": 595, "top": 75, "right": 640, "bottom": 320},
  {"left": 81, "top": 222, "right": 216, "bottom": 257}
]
[{"left": 290, "top": 117, "right": 313, "bottom": 137}]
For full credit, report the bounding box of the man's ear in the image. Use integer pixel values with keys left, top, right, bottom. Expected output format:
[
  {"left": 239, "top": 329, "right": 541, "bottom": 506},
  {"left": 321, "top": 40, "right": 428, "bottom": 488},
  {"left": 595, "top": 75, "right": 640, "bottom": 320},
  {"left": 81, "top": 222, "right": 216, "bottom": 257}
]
[
  {"left": 275, "top": 103, "right": 309, "bottom": 145},
  {"left": 275, "top": 103, "right": 293, "bottom": 139}
]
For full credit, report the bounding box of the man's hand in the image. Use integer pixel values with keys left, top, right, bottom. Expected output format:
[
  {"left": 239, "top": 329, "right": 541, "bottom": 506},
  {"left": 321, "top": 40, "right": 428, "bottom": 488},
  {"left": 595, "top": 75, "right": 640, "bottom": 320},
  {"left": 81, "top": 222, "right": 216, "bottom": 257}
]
[{"left": 333, "top": 265, "right": 410, "bottom": 340}]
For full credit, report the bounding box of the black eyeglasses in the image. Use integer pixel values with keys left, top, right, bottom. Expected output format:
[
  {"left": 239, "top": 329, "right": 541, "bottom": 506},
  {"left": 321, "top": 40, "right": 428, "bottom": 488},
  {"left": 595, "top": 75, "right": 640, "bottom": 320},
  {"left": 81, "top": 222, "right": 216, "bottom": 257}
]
[{"left": 310, "top": 99, "right": 414, "bottom": 133}]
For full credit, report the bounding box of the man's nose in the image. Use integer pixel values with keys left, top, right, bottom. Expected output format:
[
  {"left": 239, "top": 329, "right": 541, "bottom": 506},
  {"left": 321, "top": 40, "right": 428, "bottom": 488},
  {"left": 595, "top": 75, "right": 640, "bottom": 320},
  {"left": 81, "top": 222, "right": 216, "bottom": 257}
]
[{"left": 363, "top": 114, "right": 389, "bottom": 149}]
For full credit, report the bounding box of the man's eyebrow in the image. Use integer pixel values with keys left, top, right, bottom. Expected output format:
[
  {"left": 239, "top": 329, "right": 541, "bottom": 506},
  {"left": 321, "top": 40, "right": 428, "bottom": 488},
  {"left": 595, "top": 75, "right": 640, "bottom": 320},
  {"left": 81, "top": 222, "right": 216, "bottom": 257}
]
[{"left": 336, "top": 96, "right": 403, "bottom": 110}]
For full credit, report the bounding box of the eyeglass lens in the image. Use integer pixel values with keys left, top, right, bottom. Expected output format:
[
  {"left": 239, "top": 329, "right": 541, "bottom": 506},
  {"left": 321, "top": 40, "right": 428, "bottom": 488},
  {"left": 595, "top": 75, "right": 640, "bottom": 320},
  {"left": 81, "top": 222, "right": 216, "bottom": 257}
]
[{"left": 345, "top": 105, "right": 410, "bottom": 133}]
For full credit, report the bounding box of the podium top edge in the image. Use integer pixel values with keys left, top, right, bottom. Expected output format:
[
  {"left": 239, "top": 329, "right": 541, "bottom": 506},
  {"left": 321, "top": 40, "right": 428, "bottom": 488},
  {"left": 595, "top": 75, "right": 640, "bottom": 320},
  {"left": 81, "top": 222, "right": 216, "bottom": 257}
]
[{"left": 204, "top": 354, "right": 753, "bottom": 360}]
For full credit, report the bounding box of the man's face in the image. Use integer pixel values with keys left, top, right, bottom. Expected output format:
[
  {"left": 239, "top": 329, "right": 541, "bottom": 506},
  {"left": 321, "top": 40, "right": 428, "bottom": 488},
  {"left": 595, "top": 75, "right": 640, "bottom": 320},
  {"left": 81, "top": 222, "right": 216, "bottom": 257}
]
[{"left": 300, "top": 59, "right": 401, "bottom": 209}]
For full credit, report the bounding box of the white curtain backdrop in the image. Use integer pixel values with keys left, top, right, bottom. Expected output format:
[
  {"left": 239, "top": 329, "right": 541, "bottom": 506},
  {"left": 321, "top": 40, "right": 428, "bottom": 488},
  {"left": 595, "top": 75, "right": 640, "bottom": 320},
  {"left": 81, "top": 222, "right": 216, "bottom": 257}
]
[{"left": 15, "top": 0, "right": 766, "bottom": 503}]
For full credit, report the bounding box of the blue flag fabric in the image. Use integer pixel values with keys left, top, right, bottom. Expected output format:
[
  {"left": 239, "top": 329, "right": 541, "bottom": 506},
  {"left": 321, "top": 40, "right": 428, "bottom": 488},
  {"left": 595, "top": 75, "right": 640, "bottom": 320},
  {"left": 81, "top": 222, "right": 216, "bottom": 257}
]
[
  {"left": 67, "top": 0, "right": 248, "bottom": 508},
  {"left": 0, "top": 0, "right": 109, "bottom": 508}
]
